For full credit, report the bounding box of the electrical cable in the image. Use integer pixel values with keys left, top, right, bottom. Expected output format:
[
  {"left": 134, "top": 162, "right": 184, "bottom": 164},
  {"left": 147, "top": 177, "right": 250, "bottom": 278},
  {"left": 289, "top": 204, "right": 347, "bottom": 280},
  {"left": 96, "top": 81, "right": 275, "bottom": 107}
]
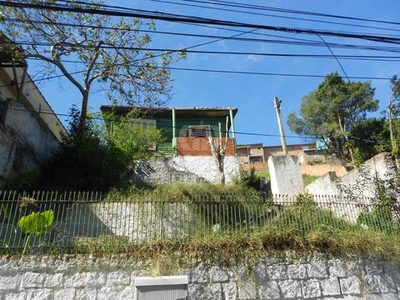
[
  {"left": 5, "top": 105, "right": 315, "bottom": 141},
  {"left": 170, "top": 0, "right": 400, "bottom": 27},
  {"left": 6, "top": 105, "right": 383, "bottom": 145},
  {"left": 0, "top": 62, "right": 392, "bottom": 92},
  {"left": 2, "top": 1, "right": 400, "bottom": 45},
  {"left": 0, "top": 0, "right": 396, "bottom": 147},
  {"left": 12, "top": 47, "right": 400, "bottom": 62},
  {"left": 150, "top": 0, "right": 400, "bottom": 35}
]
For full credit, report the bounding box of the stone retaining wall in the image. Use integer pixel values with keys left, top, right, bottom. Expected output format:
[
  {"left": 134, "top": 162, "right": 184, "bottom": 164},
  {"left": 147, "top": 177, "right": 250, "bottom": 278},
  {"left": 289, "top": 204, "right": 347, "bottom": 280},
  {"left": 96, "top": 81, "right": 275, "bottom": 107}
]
[{"left": 1, "top": 253, "right": 399, "bottom": 299}]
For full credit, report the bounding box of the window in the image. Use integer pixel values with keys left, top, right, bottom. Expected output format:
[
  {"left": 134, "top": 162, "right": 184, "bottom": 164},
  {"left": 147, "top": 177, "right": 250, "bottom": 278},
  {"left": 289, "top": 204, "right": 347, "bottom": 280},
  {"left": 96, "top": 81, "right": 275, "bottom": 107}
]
[
  {"left": 134, "top": 276, "right": 188, "bottom": 300},
  {"left": 249, "top": 155, "right": 263, "bottom": 163},
  {"left": 189, "top": 125, "right": 211, "bottom": 137}
]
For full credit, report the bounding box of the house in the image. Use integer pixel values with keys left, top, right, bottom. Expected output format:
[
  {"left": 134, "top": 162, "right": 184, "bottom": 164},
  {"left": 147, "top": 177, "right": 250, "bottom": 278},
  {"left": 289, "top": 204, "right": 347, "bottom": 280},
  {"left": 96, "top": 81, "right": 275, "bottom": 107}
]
[
  {"left": 100, "top": 105, "right": 240, "bottom": 184},
  {"left": 264, "top": 142, "right": 317, "bottom": 157},
  {"left": 237, "top": 143, "right": 268, "bottom": 164},
  {"left": 238, "top": 142, "right": 318, "bottom": 171},
  {"left": 0, "top": 33, "right": 66, "bottom": 185}
]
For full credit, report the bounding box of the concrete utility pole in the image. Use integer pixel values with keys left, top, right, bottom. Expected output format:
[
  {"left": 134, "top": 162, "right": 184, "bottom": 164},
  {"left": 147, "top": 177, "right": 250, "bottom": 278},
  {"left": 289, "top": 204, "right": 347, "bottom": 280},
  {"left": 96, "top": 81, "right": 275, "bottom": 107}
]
[
  {"left": 388, "top": 95, "right": 400, "bottom": 170},
  {"left": 273, "top": 96, "right": 288, "bottom": 155}
]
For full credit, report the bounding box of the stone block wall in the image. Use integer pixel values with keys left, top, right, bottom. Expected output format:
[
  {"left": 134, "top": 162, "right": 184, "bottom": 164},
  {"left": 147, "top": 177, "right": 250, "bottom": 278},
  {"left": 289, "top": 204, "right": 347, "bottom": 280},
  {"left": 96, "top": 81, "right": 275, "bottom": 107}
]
[{"left": 1, "top": 253, "right": 400, "bottom": 299}]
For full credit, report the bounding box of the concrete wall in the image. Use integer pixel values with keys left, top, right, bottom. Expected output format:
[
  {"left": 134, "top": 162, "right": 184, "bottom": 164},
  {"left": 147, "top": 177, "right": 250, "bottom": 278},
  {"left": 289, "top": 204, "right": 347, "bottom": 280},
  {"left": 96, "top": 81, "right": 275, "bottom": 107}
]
[
  {"left": 133, "top": 156, "right": 241, "bottom": 185},
  {"left": 1, "top": 253, "right": 399, "bottom": 299},
  {"left": 268, "top": 155, "right": 304, "bottom": 196},
  {"left": 305, "top": 152, "right": 396, "bottom": 198},
  {"left": 0, "top": 65, "right": 65, "bottom": 183},
  {"left": 0, "top": 99, "right": 61, "bottom": 181},
  {"left": 1, "top": 201, "right": 196, "bottom": 250}
]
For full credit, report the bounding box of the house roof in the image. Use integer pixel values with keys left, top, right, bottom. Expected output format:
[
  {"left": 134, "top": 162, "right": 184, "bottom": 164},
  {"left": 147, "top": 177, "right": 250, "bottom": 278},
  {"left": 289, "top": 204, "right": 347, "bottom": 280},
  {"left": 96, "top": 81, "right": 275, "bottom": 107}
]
[
  {"left": 237, "top": 143, "right": 263, "bottom": 149},
  {"left": 0, "top": 32, "right": 66, "bottom": 140},
  {"left": 100, "top": 105, "right": 238, "bottom": 119}
]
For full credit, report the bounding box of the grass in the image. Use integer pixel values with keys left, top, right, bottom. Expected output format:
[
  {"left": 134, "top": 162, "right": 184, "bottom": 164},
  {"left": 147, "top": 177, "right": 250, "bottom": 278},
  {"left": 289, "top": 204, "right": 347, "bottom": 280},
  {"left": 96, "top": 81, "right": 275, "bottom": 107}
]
[
  {"left": 104, "top": 182, "right": 262, "bottom": 202},
  {"left": 303, "top": 174, "right": 319, "bottom": 186},
  {"left": 4, "top": 183, "right": 400, "bottom": 262},
  {"left": 71, "top": 192, "right": 400, "bottom": 262},
  {"left": 255, "top": 169, "right": 270, "bottom": 181}
]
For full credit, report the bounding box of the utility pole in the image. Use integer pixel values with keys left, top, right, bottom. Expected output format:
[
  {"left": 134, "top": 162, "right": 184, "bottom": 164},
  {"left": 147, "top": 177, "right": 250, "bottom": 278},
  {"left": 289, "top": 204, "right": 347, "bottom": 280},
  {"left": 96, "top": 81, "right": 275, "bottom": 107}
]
[
  {"left": 388, "top": 95, "right": 400, "bottom": 170},
  {"left": 273, "top": 96, "right": 288, "bottom": 155}
]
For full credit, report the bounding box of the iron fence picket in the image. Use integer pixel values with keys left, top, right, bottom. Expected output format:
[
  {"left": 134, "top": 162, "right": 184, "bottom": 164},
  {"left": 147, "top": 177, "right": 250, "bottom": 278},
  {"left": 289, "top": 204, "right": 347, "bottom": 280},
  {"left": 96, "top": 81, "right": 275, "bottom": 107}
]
[{"left": 1, "top": 190, "right": 400, "bottom": 253}]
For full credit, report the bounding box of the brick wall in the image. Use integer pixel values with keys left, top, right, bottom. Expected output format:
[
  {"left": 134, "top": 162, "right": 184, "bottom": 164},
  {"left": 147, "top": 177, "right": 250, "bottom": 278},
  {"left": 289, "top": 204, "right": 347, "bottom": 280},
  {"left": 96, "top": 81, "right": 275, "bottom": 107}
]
[{"left": 176, "top": 137, "right": 235, "bottom": 156}]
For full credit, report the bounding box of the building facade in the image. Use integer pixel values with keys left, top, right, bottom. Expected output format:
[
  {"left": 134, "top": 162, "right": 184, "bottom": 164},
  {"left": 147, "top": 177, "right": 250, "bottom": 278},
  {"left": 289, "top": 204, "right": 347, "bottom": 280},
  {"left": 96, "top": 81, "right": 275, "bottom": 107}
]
[
  {"left": 100, "top": 106, "right": 240, "bottom": 184},
  {"left": 0, "top": 34, "right": 66, "bottom": 185}
]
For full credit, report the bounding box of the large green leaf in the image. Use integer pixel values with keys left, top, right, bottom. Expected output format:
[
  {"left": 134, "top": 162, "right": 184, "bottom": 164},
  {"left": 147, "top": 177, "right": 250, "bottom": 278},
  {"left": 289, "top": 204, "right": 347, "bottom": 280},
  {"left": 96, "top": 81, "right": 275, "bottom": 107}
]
[{"left": 17, "top": 210, "right": 54, "bottom": 237}]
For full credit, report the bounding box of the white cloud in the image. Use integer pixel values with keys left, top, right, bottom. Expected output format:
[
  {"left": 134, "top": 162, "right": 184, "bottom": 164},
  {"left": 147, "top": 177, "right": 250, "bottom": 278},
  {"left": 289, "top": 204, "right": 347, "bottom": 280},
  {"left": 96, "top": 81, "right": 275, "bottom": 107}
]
[{"left": 246, "top": 55, "right": 260, "bottom": 62}]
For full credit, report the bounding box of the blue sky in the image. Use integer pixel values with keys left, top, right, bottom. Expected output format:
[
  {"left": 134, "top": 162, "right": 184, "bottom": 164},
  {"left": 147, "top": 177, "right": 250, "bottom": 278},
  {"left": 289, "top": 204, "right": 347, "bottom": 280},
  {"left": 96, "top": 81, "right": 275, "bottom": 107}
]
[{"left": 32, "top": 0, "right": 400, "bottom": 146}]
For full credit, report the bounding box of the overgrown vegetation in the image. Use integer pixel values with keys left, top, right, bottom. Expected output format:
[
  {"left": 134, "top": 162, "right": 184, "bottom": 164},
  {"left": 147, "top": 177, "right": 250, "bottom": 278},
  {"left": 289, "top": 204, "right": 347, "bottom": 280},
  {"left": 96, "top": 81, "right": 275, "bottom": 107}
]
[
  {"left": 38, "top": 107, "right": 127, "bottom": 191},
  {"left": 2, "top": 185, "right": 400, "bottom": 260},
  {"left": 302, "top": 174, "right": 319, "bottom": 186},
  {"left": 71, "top": 192, "right": 400, "bottom": 262},
  {"left": 338, "top": 165, "right": 400, "bottom": 233},
  {"left": 37, "top": 106, "right": 163, "bottom": 191}
]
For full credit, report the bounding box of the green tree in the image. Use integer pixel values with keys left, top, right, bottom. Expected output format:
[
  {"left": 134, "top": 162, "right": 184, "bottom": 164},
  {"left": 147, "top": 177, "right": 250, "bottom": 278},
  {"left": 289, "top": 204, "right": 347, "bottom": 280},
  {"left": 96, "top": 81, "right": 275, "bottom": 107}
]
[
  {"left": 39, "top": 107, "right": 164, "bottom": 190},
  {"left": 105, "top": 110, "right": 164, "bottom": 166},
  {"left": 0, "top": 0, "right": 180, "bottom": 140},
  {"left": 39, "top": 106, "right": 127, "bottom": 190},
  {"left": 350, "top": 117, "right": 391, "bottom": 162},
  {"left": 287, "top": 72, "right": 378, "bottom": 163}
]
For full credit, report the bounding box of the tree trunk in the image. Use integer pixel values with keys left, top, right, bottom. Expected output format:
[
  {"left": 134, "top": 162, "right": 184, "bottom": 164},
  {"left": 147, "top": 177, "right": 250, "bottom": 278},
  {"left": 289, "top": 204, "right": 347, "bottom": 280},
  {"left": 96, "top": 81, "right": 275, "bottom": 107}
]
[
  {"left": 337, "top": 115, "right": 354, "bottom": 164},
  {"left": 208, "top": 137, "right": 226, "bottom": 185},
  {"left": 217, "top": 151, "right": 225, "bottom": 185},
  {"left": 208, "top": 118, "right": 229, "bottom": 185},
  {"left": 78, "top": 91, "right": 89, "bottom": 141}
]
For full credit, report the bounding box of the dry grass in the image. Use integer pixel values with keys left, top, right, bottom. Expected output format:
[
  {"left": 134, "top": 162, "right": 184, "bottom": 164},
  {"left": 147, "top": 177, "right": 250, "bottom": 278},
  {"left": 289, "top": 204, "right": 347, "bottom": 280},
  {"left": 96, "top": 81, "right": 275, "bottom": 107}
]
[
  {"left": 75, "top": 185, "right": 400, "bottom": 261},
  {"left": 72, "top": 212, "right": 400, "bottom": 262}
]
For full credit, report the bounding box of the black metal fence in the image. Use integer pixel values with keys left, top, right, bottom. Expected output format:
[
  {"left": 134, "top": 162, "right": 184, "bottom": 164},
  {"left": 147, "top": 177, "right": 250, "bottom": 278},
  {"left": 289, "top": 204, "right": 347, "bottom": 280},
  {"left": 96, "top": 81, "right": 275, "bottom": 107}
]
[{"left": 1, "top": 190, "right": 399, "bottom": 254}]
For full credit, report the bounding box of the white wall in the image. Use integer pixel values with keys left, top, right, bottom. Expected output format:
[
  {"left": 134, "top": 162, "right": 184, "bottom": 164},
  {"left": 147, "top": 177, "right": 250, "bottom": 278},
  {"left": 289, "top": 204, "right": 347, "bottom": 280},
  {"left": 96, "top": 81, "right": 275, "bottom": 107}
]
[
  {"left": 171, "top": 156, "right": 240, "bottom": 183},
  {"left": 268, "top": 155, "right": 304, "bottom": 196},
  {"left": 0, "top": 65, "right": 65, "bottom": 183},
  {"left": 133, "top": 156, "right": 241, "bottom": 185},
  {"left": 305, "top": 153, "right": 396, "bottom": 199}
]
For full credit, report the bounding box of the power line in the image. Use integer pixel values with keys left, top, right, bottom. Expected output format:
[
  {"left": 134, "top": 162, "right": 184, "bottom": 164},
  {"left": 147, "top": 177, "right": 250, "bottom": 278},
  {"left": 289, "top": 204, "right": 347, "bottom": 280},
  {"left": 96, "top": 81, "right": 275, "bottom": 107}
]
[
  {"left": 2, "top": 1, "right": 400, "bottom": 45},
  {"left": 12, "top": 14, "right": 396, "bottom": 55},
  {"left": 150, "top": 0, "right": 400, "bottom": 35},
  {"left": 166, "top": 66, "right": 392, "bottom": 81},
  {"left": 13, "top": 46, "right": 400, "bottom": 62},
  {"left": 171, "top": 0, "right": 400, "bottom": 27},
  {"left": 13, "top": 35, "right": 400, "bottom": 54},
  {"left": 7, "top": 105, "right": 384, "bottom": 145},
  {"left": 0, "top": 61, "right": 392, "bottom": 92},
  {"left": 317, "top": 34, "right": 350, "bottom": 83},
  {"left": 5, "top": 105, "right": 314, "bottom": 141}
]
